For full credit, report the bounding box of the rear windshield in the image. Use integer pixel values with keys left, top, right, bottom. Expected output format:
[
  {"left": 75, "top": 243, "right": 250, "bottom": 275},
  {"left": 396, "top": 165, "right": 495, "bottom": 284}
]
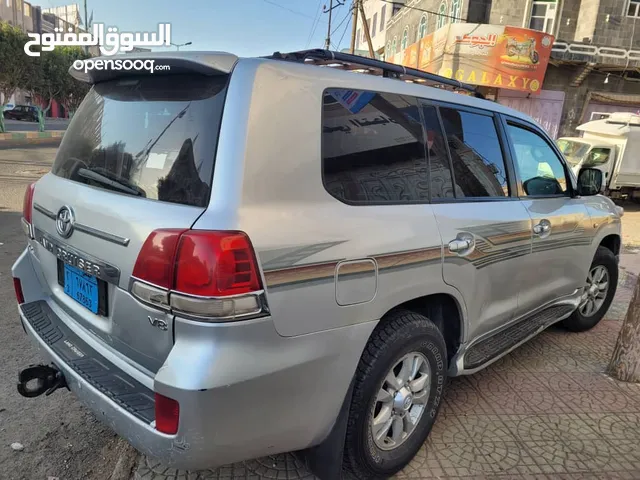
[{"left": 52, "top": 74, "right": 229, "bottom": 208}]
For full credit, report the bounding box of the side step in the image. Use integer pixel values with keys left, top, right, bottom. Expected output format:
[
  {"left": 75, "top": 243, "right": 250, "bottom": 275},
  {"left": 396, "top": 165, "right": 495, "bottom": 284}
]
[
  {"left": 20, "top": 301, "right": 155, "bottom": 424},
  {"left": 463, "top": 304, "right": 575, "bottom": 370}
]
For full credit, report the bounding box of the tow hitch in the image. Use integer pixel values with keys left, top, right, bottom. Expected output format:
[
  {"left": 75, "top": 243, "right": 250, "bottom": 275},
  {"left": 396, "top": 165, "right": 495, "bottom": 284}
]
[{"left": 17, "top": 364, "right": 68, "bottom": 398}]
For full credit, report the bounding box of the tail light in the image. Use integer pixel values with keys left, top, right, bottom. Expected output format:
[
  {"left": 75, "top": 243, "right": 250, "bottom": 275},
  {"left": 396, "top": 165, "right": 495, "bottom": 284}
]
[
  {"left": 131, "top": 230, "right": 266, "bottom": 321},
  {"left": 13, "top": 278, "right": 25, "bottom": 304},
  {"left": 154, "top": 393, "right": 179, "bottom": 434},
  {"left": 22, "top": 183, "right": 36, "bottom": 238}
]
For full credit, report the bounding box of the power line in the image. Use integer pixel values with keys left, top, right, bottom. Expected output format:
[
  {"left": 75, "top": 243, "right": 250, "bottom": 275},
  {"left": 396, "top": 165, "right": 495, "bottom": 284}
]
[
  {"left": 261, "top": 0, "right": 325, "bottom": 22},
  {"left": 331, "top": 7, "right": 351, "bottom": 36},
  {"left": 380, "top": 0, "right": 466, "bottom": 23},
  {"left": 336, "top": 10, "right": 352, "bottom": 50},
  {"left": 306, "top": 0, "right": 323, "bottom": 48}
]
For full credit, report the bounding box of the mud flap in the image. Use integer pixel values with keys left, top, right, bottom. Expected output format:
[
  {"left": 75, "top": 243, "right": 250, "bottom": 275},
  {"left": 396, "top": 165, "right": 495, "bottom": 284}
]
[{"left": 295, "top": 379, "right": 355, "bottom": 480}]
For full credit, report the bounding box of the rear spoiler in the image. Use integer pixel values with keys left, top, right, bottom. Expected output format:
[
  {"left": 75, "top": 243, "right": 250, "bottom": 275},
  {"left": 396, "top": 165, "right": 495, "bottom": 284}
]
[{"left": 69, "top": 51, "right": 239, "bottom": 84}]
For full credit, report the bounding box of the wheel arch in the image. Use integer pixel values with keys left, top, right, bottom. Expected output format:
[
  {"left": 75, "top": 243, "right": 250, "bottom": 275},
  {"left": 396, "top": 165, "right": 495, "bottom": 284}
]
[
  {"left": 599, "top": 233, "right": 621, "bottom": 257},
  {"left": 376, "top": 293, "right": 465, "bottom": 364}
]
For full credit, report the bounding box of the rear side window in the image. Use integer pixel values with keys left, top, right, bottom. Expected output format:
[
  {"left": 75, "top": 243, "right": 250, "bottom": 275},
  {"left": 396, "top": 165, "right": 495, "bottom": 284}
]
[
  {"left": 439, "top": 108, "right": 509, "bottom": 198},
  {"left": 322, "top": 89, "right": 429, "bottom": 204},
  {"left": 422, "top": 105, "right": 455, "bottom": 199},
  {"left": 52, "top": 74, "right": 229, "bottom": 208}
]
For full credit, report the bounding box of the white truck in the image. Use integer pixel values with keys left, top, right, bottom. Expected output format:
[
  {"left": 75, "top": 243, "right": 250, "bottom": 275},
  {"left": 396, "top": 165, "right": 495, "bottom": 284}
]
[{"left": 557, "top": 112, "right": 640, "bottom": 202}]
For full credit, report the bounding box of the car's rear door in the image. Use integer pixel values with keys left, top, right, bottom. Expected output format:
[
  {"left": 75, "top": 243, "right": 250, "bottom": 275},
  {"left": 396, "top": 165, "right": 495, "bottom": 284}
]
[
  {"left": 424, "top": 102, "right": 532, "bottom": 342},
  {"left": 29, "top": 70, "right": 231, "bottom": 373}
]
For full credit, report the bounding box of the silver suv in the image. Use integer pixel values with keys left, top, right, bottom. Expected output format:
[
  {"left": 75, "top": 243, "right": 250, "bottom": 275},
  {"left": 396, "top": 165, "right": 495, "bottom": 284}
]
[{"left": 12, "top": 50, "right": 622, "bottom": 479}]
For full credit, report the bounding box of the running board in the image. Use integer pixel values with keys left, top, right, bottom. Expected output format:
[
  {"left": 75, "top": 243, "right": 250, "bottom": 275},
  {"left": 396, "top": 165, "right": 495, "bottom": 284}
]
[{"left": 451, "top": 303, "right": 577, "bottom": 375}]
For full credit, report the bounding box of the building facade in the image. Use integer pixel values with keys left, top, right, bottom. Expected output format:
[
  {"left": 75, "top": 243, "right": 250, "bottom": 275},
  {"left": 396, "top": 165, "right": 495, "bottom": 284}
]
[
  {"left": 0, "top": 2, "right": 92, "bottom": 117},
  {"left": 0, "top": 0, "right": 35, "bottom": 33},
  {"left": 383, "top": 0, "right": 640, "bottom": 138},
  {"left": 354, "top": 0, "right": 406, "bottom": 56}
]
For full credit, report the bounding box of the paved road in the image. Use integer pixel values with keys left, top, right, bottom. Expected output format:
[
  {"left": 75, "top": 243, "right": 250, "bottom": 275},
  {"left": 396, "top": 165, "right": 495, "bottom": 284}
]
[
  {"left": 0, "top": 147, "right": 123, "bottom": 480},
  {"left": 3, "top": 118, "right": 70, "bottom": 132}
]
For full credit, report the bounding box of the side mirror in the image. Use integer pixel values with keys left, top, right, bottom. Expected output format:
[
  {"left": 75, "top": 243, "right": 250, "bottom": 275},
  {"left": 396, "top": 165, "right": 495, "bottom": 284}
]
[{"left": 577, "top": 168, "right": 603, "bottom": 196}]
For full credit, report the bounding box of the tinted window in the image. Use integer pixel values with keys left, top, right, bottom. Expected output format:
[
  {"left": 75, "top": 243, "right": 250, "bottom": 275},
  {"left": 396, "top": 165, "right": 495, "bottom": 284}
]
[
  {"left": 507, "top": 124, "right": 568, "bottom": 196},
  {"left": 422, "top": 105, "right": 455, "bottom": 199},
  {"left": 322, "top": 89, "right": 428, "bottom": 204},
  {"left": 440, "top": 108, "right": 509, "bottom": 197},
  {"left": 52, "top": 74, "right": 228, "bottom": 208}
]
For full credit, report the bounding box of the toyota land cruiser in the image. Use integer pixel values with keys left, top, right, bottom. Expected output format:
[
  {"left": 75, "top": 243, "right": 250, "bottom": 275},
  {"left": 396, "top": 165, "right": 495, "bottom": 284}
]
[{"left": 12, "top": 50, "right": 622, "bottom": 479}]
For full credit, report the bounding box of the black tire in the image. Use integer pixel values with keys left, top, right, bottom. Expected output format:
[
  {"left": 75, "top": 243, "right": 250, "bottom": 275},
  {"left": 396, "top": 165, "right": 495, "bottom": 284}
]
[
  {"left": 343, "top": 310, "right": 447, "bottom": 479},
  {"left": 561, "top": 246, "right": 618, "bottom": 332}
]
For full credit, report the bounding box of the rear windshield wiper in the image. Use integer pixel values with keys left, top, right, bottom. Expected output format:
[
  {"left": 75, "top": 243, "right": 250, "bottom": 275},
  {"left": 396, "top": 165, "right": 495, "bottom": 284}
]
[{"left": 77, "top": 167, "right": 146, "bottom": 197}]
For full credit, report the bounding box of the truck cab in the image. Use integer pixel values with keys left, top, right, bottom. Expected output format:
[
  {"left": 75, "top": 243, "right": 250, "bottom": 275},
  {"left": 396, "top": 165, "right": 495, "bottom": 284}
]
[
  {"left": 557, "top": 112, "right": 640, "bottom": 202},
  {"left": 556, "top": 137, "right": 616, "bottom": 188}
]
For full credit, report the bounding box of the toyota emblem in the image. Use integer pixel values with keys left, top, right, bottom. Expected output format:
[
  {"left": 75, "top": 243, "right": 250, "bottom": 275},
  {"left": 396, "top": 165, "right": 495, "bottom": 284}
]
[{"left": 56, "top": 206, "right": 75, "bottom": 238}]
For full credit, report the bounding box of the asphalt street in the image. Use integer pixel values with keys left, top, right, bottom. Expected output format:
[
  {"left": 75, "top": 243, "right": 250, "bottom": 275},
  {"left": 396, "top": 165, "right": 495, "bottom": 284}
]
[
  {"left": 0, "top": 146, "right": 125, "bottom": 480},
  {"left": 3, "top": 118, "right": 70, "bottom": 132}
]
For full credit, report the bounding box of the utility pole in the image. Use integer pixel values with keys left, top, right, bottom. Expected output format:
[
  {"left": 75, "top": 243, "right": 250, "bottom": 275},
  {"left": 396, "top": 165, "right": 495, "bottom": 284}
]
[
  {"left": 84, "top": 0, "right": 88, "bottom": 31},
  {"left": 325, "top": 0, "right": 333, "bottom": 49},
  {"left": 359, "top": 1, "right": 375, "bottom": 58},
  {"left": 350, "top": 0, "right": 359, "bottom": 54},
  {"left": 324, "top": 0, "right": 344, "bottom": 50}
]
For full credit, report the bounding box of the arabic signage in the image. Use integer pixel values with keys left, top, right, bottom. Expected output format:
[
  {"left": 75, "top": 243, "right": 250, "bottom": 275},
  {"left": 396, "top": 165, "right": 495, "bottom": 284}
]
[{"left": 387, "top": 24, "right": 554, "bottom": 95}]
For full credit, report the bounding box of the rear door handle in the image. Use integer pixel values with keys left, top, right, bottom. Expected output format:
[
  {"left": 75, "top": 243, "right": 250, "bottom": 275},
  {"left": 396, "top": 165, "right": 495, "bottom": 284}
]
[{"left": 448, "top": 239, "right": 472, "bottom": 253}]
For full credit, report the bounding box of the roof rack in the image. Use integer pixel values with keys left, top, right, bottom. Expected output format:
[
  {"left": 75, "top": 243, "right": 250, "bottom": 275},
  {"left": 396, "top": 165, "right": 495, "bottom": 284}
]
[{"left": 265, "top": 49, "right": 484, "bottom": 99}]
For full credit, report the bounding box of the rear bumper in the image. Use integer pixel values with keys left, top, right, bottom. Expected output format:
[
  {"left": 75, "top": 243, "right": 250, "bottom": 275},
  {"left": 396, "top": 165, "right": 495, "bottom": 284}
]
[{"left": 13, "top": 247, "right": 375, "bottom": 470}]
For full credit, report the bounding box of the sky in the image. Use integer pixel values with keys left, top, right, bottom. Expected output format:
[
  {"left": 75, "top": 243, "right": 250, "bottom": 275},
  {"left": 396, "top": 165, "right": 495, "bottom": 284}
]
[{"left": 30, "top": 0, "right": 354, "bottom": 57}]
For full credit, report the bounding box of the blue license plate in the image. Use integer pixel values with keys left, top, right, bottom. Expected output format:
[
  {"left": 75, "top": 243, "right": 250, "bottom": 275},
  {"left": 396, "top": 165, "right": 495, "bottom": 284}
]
[{"left": 63, "top": 264, "right": 99, "bottom": 314}]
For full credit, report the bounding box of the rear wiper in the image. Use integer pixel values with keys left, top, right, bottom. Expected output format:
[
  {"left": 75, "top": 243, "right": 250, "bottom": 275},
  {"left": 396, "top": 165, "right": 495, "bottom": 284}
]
[{"left": 77, "top": 168, "right": 145, "bottom": 197}]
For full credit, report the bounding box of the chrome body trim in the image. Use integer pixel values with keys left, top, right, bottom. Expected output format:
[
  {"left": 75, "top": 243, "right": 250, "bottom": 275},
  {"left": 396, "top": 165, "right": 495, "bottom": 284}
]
[
  {"left": 33, "top": 227, "right": 121, "bottom": 284},
  {"left": 33, "top": 202, "right": 130, "bottom": 246}
]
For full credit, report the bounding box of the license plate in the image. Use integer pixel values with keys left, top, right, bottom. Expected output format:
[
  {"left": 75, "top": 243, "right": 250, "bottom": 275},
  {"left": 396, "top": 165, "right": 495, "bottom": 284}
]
[{"left": 63, "top": 264, "right": 99, "bottom": 314}]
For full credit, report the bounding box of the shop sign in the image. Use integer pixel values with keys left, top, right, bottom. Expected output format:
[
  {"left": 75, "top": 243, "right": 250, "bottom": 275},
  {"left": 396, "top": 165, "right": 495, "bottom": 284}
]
[{"left": 388, "top": 24, "right": 555, "bottom": 95}]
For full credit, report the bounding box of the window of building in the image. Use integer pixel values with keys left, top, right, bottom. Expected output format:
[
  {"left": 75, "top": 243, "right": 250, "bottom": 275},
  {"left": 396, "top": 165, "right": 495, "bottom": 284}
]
[
  {"left": 386, "top": 41, "right": 392, "bottom": 55},
  {"left": 418, "top": 14, "right": 428, "bottom": 39},
  {"left": 450, "top": 0, "right": 462, "bottom": 23},
  {"left": 440, "top": 108, "right": 509, "bottom": 198},
  {"left": 528, "top": 0, "right": 558, "bottom": 34},
  {"left": 16, "top": 0, "right": 21, "bottom": 11},
  {"left": 380, "top": 5, "right": 386, "bottom": 30},
  {"left": 401, "top": 27, "right": 409, "bottom": 50},
  {"left": 392, "top": 36, "right": 397, "bottom": 54},
  {"left": 24, "top": 3, "right": 30, "bottom": 16},
  {"left": 372, "top": 12, "right": 378, "bottom": 37},
  {"left": 356, "top": 28, "right": 361, "bottom": 47},
  {"left": 5, "top": 0, "right": 9, "bottom": 8},
  {"left": 322, "top": 89, "right": 429, "bottom": 204},
  {"left": 628, "top": 0, "right": 640, "bottom": 17},
  {"left": 506, "top": 123, "right": 568, "bottom": 196},
  {"left": 364, "top": 18, "right": 371, "bottom": 42},
  {"left": 422, "top": 105, "right": 455, "bottom": 199},
  {"left": 437, "top": 1, "right": 448, "bottom": 29}
]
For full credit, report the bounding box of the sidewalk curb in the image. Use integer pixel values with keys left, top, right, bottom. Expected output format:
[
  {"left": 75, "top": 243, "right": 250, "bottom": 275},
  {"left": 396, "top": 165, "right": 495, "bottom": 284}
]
[{"left": 0, "top": 131, "right": 64, "bottom": 148}]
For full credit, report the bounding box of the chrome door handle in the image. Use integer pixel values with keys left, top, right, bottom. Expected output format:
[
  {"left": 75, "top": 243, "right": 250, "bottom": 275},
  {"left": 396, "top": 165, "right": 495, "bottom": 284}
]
[
  {"left": 448, "top": 239, "right": 472, "bottom": 252},
  {"left": 533, "top": 223, "right": 551, "bottom": 235}
]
